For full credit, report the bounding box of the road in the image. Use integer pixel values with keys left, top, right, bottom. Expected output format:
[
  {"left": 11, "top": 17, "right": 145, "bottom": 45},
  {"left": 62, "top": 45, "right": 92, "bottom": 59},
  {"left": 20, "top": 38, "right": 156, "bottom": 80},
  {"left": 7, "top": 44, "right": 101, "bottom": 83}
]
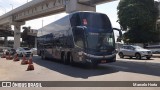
[{"left": 0, "top": 55, "right": 159, "bottom": 90}]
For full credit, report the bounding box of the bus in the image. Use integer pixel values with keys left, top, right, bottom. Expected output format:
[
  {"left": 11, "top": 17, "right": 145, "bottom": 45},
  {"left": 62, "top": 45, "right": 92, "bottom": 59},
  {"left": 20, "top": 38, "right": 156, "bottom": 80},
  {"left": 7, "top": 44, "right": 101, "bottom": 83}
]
[{"left": 37, "top": 11, "right": 122, "bottom": 67}]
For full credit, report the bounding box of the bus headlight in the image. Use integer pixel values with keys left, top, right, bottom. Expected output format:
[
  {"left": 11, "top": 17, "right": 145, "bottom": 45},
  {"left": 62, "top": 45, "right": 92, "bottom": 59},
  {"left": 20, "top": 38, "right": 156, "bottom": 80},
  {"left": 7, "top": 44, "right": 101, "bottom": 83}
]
[{"left": 78, "top": 51, "right": 85, "bottom": 61}]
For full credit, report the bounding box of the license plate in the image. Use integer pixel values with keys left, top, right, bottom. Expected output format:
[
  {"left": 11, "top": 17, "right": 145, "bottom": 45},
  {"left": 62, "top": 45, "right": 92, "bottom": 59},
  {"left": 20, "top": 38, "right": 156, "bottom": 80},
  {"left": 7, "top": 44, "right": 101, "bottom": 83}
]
[{"left": 101, "top": 60, "right": 106, "bottom": 63}]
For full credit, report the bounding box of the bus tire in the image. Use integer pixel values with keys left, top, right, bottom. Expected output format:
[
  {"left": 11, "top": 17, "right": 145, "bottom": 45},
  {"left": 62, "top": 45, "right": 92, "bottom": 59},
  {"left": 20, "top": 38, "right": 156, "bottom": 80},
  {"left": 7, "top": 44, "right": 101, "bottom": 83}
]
[
  {"left": 69, "top": 54, "right": 74, "bottom": 66},
  {"left": 62, "top": 54, "right": 67, "bottom": 65},
  {"left": 41, "top": 52, "right": 46, "bottom": 60}
]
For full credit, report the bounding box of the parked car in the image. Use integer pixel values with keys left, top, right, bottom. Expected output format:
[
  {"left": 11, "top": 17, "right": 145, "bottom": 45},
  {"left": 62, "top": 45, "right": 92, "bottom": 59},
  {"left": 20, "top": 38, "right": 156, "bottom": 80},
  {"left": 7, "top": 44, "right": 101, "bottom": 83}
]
[
  {"left": 2, "top": 47, "right": 16, "bottom": 55},
  {"left": 16, "top": 47, "right": 32, "bottom": 57},
  {"left": 8, "top": 48, "right": 16, "bottom": 55},
  {"left": 145, "top": 45, "right": 160, "bottom": 54},
  {"left": 118, "top": 45, "right": 152, "bottom": 60},
  {"left": 30, "top": 48, "right": 37, "bottom": 55}
]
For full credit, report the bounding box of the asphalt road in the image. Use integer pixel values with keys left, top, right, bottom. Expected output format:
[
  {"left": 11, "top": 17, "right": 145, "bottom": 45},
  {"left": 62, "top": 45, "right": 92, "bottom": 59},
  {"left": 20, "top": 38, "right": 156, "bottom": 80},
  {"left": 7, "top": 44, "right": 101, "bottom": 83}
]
[{"left": 0, "top": 55, "right": 159, "bottom": 90}]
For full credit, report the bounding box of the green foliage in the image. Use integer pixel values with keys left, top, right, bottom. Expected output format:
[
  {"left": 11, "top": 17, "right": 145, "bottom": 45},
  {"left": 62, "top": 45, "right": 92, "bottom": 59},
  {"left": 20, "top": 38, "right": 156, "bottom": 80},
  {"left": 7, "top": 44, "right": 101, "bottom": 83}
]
[
  {"left": 22, "top": 27, "right": 35, "bottom": 48},
  {"left": 117, "top": 0, "right": 159, "bottom": 43}
]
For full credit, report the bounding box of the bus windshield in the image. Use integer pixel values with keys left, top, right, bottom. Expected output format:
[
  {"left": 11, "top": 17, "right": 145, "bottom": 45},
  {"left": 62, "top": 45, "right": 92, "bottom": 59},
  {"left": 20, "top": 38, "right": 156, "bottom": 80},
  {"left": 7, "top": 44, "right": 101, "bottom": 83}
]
[
  {"left": 86, "top": 32, "right": 115, "bottom": 50},
  {"left": 70, "top": 12, "right": 112, "bottom": 29}
]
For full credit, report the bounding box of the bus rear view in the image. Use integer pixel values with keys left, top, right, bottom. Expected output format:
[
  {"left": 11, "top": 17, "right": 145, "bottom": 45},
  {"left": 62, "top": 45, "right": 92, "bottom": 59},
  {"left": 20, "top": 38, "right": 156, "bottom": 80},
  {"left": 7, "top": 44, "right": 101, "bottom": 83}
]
[{"left": 37, "top": 12, "right": 120, "bottom": 67}]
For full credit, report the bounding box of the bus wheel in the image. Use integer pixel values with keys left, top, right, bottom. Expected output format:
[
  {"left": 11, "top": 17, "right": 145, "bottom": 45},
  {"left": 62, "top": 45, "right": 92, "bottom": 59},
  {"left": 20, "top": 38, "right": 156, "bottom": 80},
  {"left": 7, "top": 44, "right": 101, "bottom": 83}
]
[
  {"left": 62, "top": 55, "right": 67, "bottom": 64},
  {"left": 69, "top": 54, "right": 74, "bottom": 66},
  {"left": 41, "top": 52, "right": 46, "bottom": 60}
]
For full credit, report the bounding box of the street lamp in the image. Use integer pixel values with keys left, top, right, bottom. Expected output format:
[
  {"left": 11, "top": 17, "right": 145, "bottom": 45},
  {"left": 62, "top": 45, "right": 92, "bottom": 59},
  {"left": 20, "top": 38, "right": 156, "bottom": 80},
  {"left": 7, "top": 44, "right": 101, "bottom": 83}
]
[
  {"left": 10, "top": 4, "right": 13, "bottom": 10},
  {"left": 41, "top": 19, "right": 44, "bottom": 35}
]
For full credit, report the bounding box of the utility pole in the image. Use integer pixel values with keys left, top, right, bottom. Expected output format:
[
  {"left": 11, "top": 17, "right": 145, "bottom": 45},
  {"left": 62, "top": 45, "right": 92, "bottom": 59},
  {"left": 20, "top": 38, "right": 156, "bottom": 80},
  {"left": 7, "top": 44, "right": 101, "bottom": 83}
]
[{"left": 10, "top": 4, "right": 13, "bottom": 10}]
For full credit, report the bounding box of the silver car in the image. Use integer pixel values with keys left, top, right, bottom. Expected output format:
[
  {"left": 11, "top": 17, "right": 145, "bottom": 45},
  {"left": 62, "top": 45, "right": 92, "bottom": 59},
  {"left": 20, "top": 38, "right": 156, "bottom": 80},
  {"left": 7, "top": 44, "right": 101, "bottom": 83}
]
[
  {"left": 118, "top": 45, "right": 152, "bottom": 59},
  {"left": 16, "top": 47, "right": 32, "bottom": 57}
]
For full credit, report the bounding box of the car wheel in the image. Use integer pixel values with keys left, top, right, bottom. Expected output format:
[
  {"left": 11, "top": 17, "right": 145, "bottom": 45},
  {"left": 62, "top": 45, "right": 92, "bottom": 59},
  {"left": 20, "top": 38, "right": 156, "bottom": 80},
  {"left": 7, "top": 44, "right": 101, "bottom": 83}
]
[
  {"left": 119, "top": 52, "right": 124, "bottom": 58},
  {"left": 146, "top": 57, "right": 151, "bottom": 60},
  {"left": 129, "top": 56, "right": 132, "bottom": 59},
  {"left": 135, "top": 53, "right": 141, "bottom": 59}
]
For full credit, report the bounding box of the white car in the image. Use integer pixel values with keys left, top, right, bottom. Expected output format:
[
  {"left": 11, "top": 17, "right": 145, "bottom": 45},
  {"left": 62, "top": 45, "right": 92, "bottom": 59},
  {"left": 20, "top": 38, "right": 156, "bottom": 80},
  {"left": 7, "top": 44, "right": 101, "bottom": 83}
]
[
  {"left": 16, "top": 47, "right": 32, "bottom": 57},
  {"left": 30, "top": 48, "right": 37, "bottom": 55},
  {"left": 118, "top": 45, "right": 152, "bottom": 59}
]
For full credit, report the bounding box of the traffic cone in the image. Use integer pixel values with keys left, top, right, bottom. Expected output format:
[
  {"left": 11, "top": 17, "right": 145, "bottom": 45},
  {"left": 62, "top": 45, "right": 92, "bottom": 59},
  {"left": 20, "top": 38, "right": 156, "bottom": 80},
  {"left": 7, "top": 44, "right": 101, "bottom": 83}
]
[
  {"left": 8, "top": 53, "right": 13, "bottom": 60},
  {"left": 28, "top": 55, "right": 33, "bottom": 64},
  {"left": 27, "top": 55, "right": 34, "bottom": 71},
  {"left": 6, "top": 53, "right": 11, "bottom": 60},
  {"left": 5, "top": 53, "right": 8, "bottom": 60},
  {"left": 1, "top": 53, "right": 6, "bottom": 58},
  {"left": 13, "top": 53, "right": 19, "bottom": 61},
  {"left": 21, "top": 54, "right": 28, "bottom": 65}
]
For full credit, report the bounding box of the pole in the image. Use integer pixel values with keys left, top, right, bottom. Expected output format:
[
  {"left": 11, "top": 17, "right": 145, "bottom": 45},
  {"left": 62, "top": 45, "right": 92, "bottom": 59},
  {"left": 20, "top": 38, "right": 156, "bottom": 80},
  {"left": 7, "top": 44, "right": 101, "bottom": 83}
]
[
  {"left": 41, "top": 19, "right": 44, "bottom": 36},
  {"left": 10, "top": 4, "right": 13, "bottom": 10}
]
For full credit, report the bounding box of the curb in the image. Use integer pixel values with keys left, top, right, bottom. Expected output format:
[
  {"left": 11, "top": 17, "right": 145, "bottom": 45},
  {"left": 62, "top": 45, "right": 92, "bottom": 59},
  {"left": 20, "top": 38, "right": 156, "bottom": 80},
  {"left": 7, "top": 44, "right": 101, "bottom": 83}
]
[{"left": 152, "top": 54, "right": 160, "bottom": 58}]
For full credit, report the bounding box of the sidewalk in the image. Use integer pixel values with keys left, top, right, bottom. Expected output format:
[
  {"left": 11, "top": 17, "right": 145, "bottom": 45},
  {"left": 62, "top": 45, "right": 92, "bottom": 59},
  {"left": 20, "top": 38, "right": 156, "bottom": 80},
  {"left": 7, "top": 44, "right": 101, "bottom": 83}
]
[{"left": 152, "top": 54, "right": 160, "bottom": 58}]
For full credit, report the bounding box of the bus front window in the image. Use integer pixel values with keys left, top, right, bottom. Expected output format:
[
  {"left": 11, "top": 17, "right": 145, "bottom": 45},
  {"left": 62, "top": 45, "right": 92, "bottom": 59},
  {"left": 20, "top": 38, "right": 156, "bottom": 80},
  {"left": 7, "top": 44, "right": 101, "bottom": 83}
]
[{"left": 87, "top": 32, "right": 115, "bottom": 50}]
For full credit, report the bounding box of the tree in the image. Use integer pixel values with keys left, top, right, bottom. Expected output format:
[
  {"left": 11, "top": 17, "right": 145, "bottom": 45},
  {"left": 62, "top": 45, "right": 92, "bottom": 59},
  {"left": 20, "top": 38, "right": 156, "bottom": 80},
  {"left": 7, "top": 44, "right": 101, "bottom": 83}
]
[
  {"left": 22, "top": 27, "right": 35, "bottom": 48},
  {"left": 117, "top": 0, "right": 159, "bottom": 43}
]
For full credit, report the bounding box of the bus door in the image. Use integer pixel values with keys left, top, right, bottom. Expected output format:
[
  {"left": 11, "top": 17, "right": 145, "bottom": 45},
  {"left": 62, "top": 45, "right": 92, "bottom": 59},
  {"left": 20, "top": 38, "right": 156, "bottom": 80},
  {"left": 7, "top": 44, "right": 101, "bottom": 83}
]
[{"left": 72, "top": 26, "right": 86, "bottom": 61}]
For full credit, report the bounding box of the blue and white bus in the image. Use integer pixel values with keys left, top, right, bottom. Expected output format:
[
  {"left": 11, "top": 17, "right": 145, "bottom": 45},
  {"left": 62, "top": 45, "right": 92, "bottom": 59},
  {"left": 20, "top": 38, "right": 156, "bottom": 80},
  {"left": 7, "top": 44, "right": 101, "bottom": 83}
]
[{"left": 37, "top": 11, "right": 122, "bottom": 67}]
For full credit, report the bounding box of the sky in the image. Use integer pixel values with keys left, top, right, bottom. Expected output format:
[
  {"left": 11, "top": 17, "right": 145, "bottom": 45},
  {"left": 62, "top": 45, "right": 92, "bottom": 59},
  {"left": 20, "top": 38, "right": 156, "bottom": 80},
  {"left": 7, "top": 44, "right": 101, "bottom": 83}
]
[
  {"left": 25, "top": 0, "right": 120, "bottom": 30},
  {"left": 0, "top": 0, "right": 159, "bottom": 40}
]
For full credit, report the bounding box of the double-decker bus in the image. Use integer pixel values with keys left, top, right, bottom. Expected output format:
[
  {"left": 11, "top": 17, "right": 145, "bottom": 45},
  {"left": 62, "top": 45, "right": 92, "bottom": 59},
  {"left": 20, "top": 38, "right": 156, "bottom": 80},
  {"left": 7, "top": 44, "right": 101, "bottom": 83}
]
[{"left": 37, "top": 11, "right": 122, "bottom": 67}]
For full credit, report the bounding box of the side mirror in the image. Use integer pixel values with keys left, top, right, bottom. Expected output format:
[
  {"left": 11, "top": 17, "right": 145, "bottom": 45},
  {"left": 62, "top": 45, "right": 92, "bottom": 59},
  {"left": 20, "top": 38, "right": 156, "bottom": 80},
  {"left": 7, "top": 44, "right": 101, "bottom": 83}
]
[{"left": 113, "top": 28, "right": 122, "bottom": 42}]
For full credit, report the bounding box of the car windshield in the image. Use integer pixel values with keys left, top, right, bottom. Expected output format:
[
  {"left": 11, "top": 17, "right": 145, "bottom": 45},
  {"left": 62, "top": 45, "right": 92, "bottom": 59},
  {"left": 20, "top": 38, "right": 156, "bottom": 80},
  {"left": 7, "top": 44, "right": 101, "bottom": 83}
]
[
  {"left": 23, "top": 48, "right": 30, "bottom": 50},
  {"left": 86, "top": 32, "right": 115, "bottom": 50}
]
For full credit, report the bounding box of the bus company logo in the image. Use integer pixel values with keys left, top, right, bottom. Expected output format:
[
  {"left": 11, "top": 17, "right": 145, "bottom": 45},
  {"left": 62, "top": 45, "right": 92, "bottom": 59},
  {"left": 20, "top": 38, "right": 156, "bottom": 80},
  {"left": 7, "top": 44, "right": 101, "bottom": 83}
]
[{"left": 2, "top": 82, "right": 12, "bottom": 87}]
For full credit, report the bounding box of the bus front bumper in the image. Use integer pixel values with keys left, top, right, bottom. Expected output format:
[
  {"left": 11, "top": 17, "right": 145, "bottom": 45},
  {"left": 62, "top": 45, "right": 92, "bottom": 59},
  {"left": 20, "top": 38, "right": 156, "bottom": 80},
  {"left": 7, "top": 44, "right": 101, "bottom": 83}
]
[{"left": 83, "top": 53, "right": 116, "bottom": 64}]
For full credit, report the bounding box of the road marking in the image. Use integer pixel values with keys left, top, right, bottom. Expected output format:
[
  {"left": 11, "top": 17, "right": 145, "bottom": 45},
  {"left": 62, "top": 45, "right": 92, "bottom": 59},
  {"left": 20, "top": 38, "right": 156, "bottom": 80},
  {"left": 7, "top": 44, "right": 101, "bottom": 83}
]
[{"left": 106, "top": 64, "right": 129, "bottom": 70}]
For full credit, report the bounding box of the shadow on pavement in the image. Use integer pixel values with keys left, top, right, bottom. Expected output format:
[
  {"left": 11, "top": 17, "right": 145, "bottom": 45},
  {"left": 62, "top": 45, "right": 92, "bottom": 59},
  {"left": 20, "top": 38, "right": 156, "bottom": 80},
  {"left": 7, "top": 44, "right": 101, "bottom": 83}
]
[
  {"left": 32, "top": 56, "right": 119, "bottom": 79},
  {"left": 32, "top": 56, "right": 160, "bottom": 79}
]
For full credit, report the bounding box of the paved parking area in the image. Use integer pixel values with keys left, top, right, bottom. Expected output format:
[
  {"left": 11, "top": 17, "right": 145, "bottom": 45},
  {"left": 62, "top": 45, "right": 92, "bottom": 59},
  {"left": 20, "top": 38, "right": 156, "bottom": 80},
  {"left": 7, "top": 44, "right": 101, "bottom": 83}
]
[{"left": 0, "top": 55, "right": 159, "bottom": 90}]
